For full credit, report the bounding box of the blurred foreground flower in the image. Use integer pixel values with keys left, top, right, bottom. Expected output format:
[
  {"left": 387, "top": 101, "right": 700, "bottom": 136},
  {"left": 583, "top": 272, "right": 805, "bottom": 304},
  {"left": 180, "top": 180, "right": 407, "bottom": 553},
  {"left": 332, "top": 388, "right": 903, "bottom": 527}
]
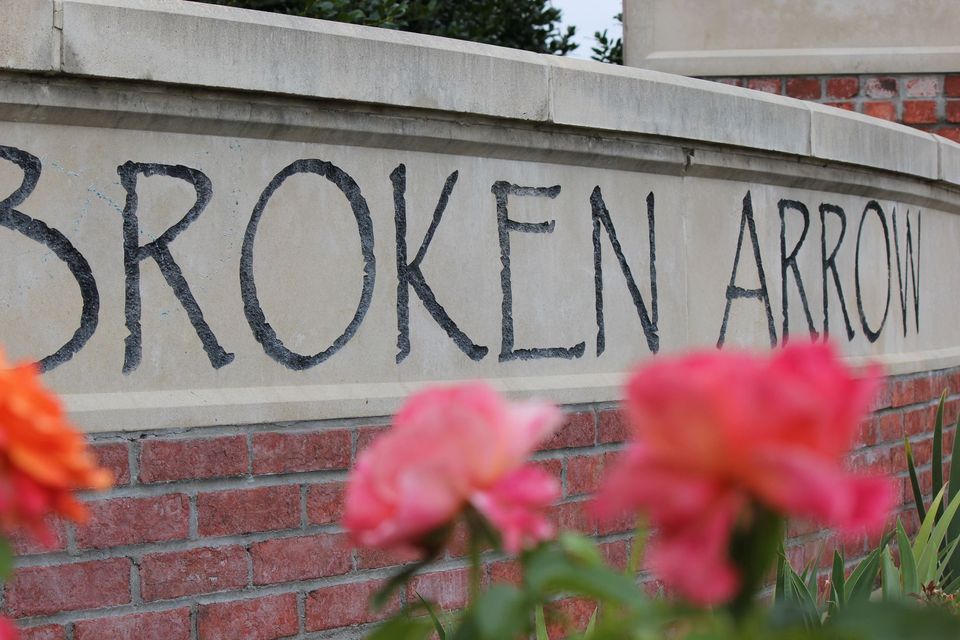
[
  {"left": 594, "top": 341, "right": 894, "bottom": 607},
  {"left": 0, "top": 352, "right": 112, "bottom": 544},
  {"left": 344, "top": 383, "right": 561, "bottom": 554}
]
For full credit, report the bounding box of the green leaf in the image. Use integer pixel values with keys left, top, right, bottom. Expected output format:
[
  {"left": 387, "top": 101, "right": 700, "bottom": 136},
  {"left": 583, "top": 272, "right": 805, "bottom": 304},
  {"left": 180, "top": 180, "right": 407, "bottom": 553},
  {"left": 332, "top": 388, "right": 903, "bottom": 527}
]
[
  {"left": 0, "top": 537, "right": 13, "bottom": 582},
  {"left": 905, "top": 438, "right": 928, "bottom": 523},
  {"left": 912, "top": 485, "right": 946, "bottom": 567},
  {"left": 774, "top": 544, "right": 787, "bottom": 604},
  {"left": 472, "top": 585, "right": 529, "bottom": 640},
  {"left": 880, "top": 546, "right": 900, "bottom": 600},
  {"left": 828, "top": 550, "right": 845, "bottom": 616},
  {"left": 524, "top": 547, "right": 644, "bottom": 609},
  {"left": 417, "top": 594, "right": 446, "bottom": 640},
  {"left": 948, "top": 407, "right": 960, "bottom": 581},
  {"left": 831, "top": 599, "right": 960, "bottom": 640},
  {"left": 896, "top": 520, "right": 919, "bottom": 596},
  {"left": 559, "top": 532, "right": 603, "bottom": 568},
  {"left": 845, "top": 548, "right": 882, "bottom": 604},
  {"left": 916, "top": 486, "right": 960, "bottom": 582},
  {"left": 785, "top": 566, "right": 822, "bottom": 628},
  {"left": 365, "top": 614, "right": 433, "bottom": 640},
  {"left": 534, "top": 605, "right": 549, "bottom": 640},
  {"left": 583, "top": 608, "right": 598, "bottom": 638},
  {"left": 932, "top": 390, "right": 946, "bottom": 518}
]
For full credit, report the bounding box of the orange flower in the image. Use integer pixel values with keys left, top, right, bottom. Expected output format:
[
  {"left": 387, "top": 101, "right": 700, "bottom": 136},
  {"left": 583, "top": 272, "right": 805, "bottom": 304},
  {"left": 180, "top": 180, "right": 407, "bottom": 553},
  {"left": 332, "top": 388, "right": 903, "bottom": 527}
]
[{"left": 0, "top": 351, "right": 111, "bottom": 544}]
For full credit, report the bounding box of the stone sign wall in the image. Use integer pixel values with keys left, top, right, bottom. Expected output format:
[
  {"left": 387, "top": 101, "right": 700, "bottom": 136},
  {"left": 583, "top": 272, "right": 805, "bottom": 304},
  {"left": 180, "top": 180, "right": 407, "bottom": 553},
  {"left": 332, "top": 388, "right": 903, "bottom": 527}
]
[
  {"left": 2, "top": 0, "right": 960, "bottom": 433},
  {"left": 2, "top": 2, "right": 960, "bottom": 638},
  {"left": 0, "top": 125, "right": 950, "bottom": 432}
]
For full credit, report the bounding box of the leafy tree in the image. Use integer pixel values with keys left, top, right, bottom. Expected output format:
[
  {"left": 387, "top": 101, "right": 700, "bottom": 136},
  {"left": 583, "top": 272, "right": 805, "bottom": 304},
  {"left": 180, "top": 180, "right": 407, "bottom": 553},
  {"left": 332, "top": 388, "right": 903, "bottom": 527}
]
[
  {"left": 590, "top": 12, "right": 622, "bottom": 65},
  {"left": 197, "top": 0, "right": 578, "bottom": 55}
]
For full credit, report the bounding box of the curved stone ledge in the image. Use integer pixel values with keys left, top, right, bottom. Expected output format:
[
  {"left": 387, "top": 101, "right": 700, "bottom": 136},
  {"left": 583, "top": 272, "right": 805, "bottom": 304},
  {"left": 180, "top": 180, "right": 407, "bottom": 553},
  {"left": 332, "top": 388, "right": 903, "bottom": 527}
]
[
  {"left": 5, "top": 0, "right": 960, "bottom": 187},
  {"left": 1, "top": 0, "right": 959, "bottom": 431}
]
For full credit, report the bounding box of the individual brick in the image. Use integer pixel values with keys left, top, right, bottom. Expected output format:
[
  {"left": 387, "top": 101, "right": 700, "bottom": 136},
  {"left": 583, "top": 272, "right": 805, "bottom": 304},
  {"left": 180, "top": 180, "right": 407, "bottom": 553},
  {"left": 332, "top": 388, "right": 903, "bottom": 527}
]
[
  {"left": 250, "top": 533, "right": 351, "bottom": 584},
  {"left": 197, "top": 485, "right": 300, "bottom": 537},
  {"left": 714, "top": 78, "right": 743, "bottom": 87},
  {"left": 892, "top": 374, "right": 933, "bottom": 407},
  {"left": 75, "top": 494, "right": 189, "bottom": 549},
  {"left": 904, "top": 76, "right": 939, "bottom": 97},
  {"left": 863, "top": 77, "right": 898, "bottom": 98},
  {"left": 252, "top": 429, "right": 350, "bottom": 475},
  {"left": 8, "top": 517, "right": 67, "bottom": 555},
  {"left": 5, "top": 558, "right": 131, "bottom": 617},
  {"left": 92, "top": 441, "right": 131, "bottom": 486},
  {"left": 937, "top": 127, "right": 960, "bottom": 143},
  {"left": 74, "top": 609, "right": 191, "bottom": 640},
  {"left": 599, "top": 539, "right": 629, "bottom": 571},
  {"left": 946, "top": 75, "right": 960, "bottom": 97},
  {"left": 406, "top": 567, "right": 471, "bottom": 610},
  {"left": 539, "top": 411, "right": 594, "bottom": 450},
  {"left": 140, "top": 545, "right": 248, "bottom": 601},
  {"left": 862, "top": 101, "right": 897, "bottom": 121},
  {"left": 746, "top": 78, "right": 781, "bottom": 94},
  {"left": 356, "top": 545, "right": 423, "bottom": 570},
  {"left": 18, "top": 626, "right": 65, "bottom": 640},
  {"left": 545, "top": 597, "right": 597, "bottom": 639},
  {"left": 825, "top": 76, "right": 859, "bottom": 99},
  {"left": 785, "top": 77, "right": 821, "bottom": 100},
  {"left": 597, "top": 409, "right": 628, "bottom": 443},
  {"left": 903, "top": 405, "right": 936, "bottom": 438},
  {"left": 946, "top": 101, "right": 960, "bottom": 124},
  {"left": 566, "top": 454, "right": 605, "bottom": 496},
  {"left": 305, "top": 580, "right": 400, "bottom": 632},
  {"left": 489, "top": 559, "right": 522, "bottom": 586},
  {"left": 549, "top": 501, "right": 595, "bottom": 535},
  {"left": 902, "top": 100, "right": 937, "bottom": 124},
  {"left": 197, "top": 594, "right": 298, "bottom": 640},
  {"left": 824, "top": 101, "right": 855, "bottom": 111},
  {"left": 139, "top": 436, "right": 248, "bottom": 483},
  {"left": 355, "top": 425, "right": 388, "bottom": 456},
  {"left": 306, "top": 482, "right": 345, "bottom": 525}
]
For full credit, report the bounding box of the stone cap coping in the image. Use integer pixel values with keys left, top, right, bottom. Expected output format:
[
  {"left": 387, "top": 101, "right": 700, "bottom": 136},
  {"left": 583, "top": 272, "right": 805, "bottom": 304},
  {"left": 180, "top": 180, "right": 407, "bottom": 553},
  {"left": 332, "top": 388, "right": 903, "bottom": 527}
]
[{"left": 4, "top": 0, "right": 959, "bottom": 188}]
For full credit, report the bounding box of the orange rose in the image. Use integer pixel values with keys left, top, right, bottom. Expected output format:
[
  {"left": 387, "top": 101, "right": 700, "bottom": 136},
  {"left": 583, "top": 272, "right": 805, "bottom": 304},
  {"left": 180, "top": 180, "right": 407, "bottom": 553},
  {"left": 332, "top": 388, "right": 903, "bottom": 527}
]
[{"left": 0, "top": 352, "right": 111, "bottom": 544}]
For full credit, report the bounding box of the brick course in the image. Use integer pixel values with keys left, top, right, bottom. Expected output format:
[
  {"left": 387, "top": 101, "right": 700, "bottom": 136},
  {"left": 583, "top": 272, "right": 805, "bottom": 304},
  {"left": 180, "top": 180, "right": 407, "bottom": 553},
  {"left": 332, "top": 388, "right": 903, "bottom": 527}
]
[
  {"left": 706, "top": 73, "right": 960, "bottom": 141},
  {"left": 4, "top": 370, "right": 955, "bottom": 638}
]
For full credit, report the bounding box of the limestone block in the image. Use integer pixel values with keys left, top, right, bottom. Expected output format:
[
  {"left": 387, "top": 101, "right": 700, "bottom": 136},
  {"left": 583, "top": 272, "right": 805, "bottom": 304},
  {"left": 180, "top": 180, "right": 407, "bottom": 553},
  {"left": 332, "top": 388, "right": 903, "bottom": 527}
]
[
  {"left": 59, "top": 0, "right": 550, "bottom": 121},
  {"left": 624, "top": 0, "right": 960, "bottom": 76},
  {"left": 810, "top": 103, "right": 939, "bottom": 180},
  {"left": 937, "top": 136, "right": 960, "bottom": 187},
  {"left": 0, "top": 0, "right": 59, "bottom": 72},
  {"left": 548, "top": 57, "right": 810, "bottom": 156}
]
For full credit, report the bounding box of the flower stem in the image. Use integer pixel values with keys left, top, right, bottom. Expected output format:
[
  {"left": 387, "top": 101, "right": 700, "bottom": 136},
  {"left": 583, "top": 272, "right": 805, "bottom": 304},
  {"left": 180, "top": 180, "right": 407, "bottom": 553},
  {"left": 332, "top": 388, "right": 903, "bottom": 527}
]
[
  {"left": 468, "top": 527, "right": 482, "bottom": 606},
  {"left": 627, "top": 516, "right": 648, "bottom": 577}
]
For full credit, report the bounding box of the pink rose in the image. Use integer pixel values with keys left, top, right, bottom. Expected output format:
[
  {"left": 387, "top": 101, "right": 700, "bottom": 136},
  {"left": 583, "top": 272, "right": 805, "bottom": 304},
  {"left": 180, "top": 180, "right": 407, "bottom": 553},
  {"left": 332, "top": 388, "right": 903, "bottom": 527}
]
[
  {"left": 594, "top": 341, "right": 895, "bottom": 605},
  {"left": 344, "top": 383, "right": 562, "bottom": 553}
]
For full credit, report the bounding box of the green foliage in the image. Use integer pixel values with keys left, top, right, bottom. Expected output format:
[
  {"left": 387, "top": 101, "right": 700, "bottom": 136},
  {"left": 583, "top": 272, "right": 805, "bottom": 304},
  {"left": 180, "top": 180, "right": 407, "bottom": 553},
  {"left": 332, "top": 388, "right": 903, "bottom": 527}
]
[
  {"left": 195, "top": 0, "right": 578, "bottom": 55},
  {"left": 590, "top": 13, "right": 623, "bottom": 65},
  {"left": 904, "top": 390, "right": 960, "bottom": 587}
]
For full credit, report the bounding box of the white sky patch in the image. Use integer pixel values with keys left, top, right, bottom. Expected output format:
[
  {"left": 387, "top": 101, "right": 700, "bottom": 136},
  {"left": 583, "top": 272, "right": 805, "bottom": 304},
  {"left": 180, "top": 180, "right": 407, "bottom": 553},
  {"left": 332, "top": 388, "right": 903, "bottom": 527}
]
[{"left": 551, "top": 0, "right": 623, "bottom": 59}]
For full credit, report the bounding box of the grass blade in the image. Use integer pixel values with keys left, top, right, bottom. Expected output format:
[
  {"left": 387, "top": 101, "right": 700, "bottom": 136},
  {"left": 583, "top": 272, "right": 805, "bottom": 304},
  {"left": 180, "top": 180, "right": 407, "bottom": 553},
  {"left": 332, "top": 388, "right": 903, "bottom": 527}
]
[
  {"left": 829, "top": 551, "right": 846, "bottom": 616},
  {"left": 948, "top": 408, "right": 960, "bottom": 581},
  {"left": 775, "top": 544, "right": 787, "bottom": 604},
  {"left": 905, "top": 438, "right": 928, "bottom": 523},
  {"left": 417, "top": 594, "right": 446, "bottom": 640},
  {"left": 897, "top": 520, "right": 919, "bottom": 596},
  {"left": 845, "top": 548, "right": 881, "bottom": 604},
  {"left": 918, "top": 488, "right": 960, "bottom": 582},
  {"left": 881, "top": 546, "right": 901, "bottom": 600},
  {"left": 534, "top": 605, "right": 549, "bottom": 640},
  {"left": 933, "top": 391, "right": 947, "bottom": 519}
]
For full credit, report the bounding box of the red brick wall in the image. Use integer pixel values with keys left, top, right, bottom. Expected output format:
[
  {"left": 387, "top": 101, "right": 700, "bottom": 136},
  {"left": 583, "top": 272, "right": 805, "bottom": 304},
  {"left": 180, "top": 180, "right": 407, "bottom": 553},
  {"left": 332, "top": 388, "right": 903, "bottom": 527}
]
[
  {"left": 707, "top": 74, "right": 960, "bottom": 142},
  {"left": 5, "top": 368, "right": 956, "bottom": 639}
]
